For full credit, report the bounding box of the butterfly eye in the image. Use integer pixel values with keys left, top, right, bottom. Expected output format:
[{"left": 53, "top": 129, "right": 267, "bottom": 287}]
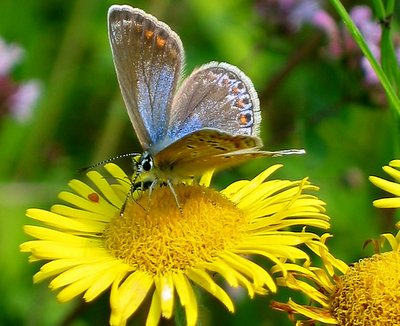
[
  {"left": 140, "top": 153, "right": 153, "bottom": 172},
  {"left": 142, "top": 159, "right": 153, "bottom": 171}
]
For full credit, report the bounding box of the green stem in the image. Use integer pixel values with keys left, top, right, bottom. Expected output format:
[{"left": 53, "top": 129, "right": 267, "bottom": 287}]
[
  {"left": 377, "top": 0, "right": 400, "bottom": 94},
  {"left": 329, "top": 0, "right": 400, "bottom": 115},
  {"left": 385, "top": 0, "right": 395, "bottom": 13},
  {"left": 370, "top": 0, "right": 385, "bottom": 17}
]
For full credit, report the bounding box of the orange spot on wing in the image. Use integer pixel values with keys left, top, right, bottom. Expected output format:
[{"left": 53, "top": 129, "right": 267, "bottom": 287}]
[
  {"left": 145, "top": 30, "right": 154, "bottom": 39},
  {"left": 239, "top": 113, "right": 251, "bottom": 125},
  {"left": 156, "top": 35, "right": 166, "bottom": 48}
]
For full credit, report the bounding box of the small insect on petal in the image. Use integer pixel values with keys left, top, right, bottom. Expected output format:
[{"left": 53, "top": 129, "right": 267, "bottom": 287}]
[{"left": 88, "top": 192, "right": 100, "bottom": 203}]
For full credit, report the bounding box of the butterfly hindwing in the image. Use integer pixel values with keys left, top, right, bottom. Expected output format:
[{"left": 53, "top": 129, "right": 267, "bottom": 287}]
[
  {"left": 108, "top": 6, "right": 184, "bottom": 149},
  {"left": 165, "top": 62, "right": 262, "bottom": 145},
  {"left": 153, "top": 129, "right": 282, "bottom": 178}
]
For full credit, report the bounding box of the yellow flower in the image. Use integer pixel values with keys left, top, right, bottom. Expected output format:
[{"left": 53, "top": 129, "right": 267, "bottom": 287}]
[
  {"left": 21, "top": 163, "right": 329, "bottom": 326},
  {"left": 369, "top": 159, "right": 400, "bottom": 209},
  {"left": 272, "top": 232, "right": 400, "bottom": 325}
]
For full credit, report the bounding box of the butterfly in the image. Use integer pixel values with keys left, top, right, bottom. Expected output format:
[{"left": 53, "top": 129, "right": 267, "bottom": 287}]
[{"left": 107, "top": 5, "right": 304, "bottom": 193}]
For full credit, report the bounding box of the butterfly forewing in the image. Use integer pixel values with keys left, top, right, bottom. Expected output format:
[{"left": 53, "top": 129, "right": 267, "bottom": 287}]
[
  {"left": 108, "top": 5, "right": 184, "bottom": 149},
  {"left": 163, "top": 62, "right": 262, "bottom": 147},
  {"left": 154, "top": 129, "right": 271, "bottom": 178}
]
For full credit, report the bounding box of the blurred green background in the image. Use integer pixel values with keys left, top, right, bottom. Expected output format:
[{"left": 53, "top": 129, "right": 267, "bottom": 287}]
[{"left": 0, "top": 0, "right": 399, "bottom": 325}]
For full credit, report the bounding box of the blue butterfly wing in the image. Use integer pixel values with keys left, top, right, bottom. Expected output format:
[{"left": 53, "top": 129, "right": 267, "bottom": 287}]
[
  {"left": 108, "top": 5, "right": 184, "bottom": 149},
  {"left": 164, "top": 62, "right": 262, "bottom": 147}
]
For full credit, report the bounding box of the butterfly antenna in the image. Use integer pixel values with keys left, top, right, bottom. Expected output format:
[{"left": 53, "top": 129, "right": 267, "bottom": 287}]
[
  {"left": 79, "top": 152, "right": 141, "bottom": 173},
  {"left": 279, "top": 149, "right": 306, "bottom": 155}
]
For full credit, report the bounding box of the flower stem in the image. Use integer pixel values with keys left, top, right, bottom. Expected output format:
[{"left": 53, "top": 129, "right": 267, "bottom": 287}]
[{"left": 329, "top": 0, "right": 400, "bottom": 116}]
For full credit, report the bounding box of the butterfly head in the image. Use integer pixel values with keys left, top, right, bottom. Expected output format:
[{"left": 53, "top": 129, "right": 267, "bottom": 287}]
[{"left": 129, "top": 151, "right": 156, "bottom": 195}]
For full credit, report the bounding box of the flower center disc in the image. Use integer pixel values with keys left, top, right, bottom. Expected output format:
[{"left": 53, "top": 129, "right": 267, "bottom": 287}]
[
  {"left": 331, "top": 251, "right": 400, "bottom": 325},
  {"left": 104, "top": 184, "right": 247, "bottom": 275}
]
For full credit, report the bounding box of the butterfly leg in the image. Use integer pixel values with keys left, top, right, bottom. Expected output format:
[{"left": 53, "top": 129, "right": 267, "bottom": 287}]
[
  {"left": 146, "top": 179, "right": 159, "bottom": 212},
  {"left": 120, "top": 184, "right": 133, "bottom": 217},
  {"left": 121, "top": 157, "right": 151, "bottom": 215},
  {"left": 120, "top": 176, "right": 147, "bottom": 216},
  {"left": 120, "top": 181, "right": 136, "bottom": 216},
  {"left": 166, "top": 180, "right": 183, "bottom": 215}
]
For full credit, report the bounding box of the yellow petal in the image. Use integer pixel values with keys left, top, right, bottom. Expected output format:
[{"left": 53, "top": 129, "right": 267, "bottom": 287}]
[
  {"left": 23, "top": 225, "right": 96, "bottom": 243},
  {"left": 49, "top": 260, "right": 115, "bottom": 289},
  {"left": 187, "top": 268, "right": 234, "bottom": 312},
  {"left": 104, "top": 163, "right": 131, "bottom": 192},
  {"left": 51, "top": 204, "right": 111, "bottom": 222},
  {"left": 154, "top": 273, "right": 175, "bottom": 319},
  {"left": 26, "top": 208, "right": 106, "bottom": 233},
  {"left": 369, "top": 176, "right": 400, "bottom": 196},
  {"left": 172, "top": 272, "right": 198, "bottom": 326},
  {"left": 380, "top": 233, "right": 399, "bottom": 251},
  {"left": 199, "top": 169, "right": 214, "bottom": 187},
  {"left": 287, "top": 298, "right": 338, "bottom": 324},
  {"left": 235, "top": 245, "right": 309, "bottom": 262},
  {"left": 56, "top": 274, "right": 96, "bottom": 302},
  {"left": 284, "top": 274, "right": 329, "bottom": 307},
  {"left": 86, "top": 170, "right": 124, "bottom": 207},
  {"left": 33, "top": 258, "right": 97, "bottom": 282},
  {"left": 114, "top": 271, "right": 153, "bottom": 321},
  {"left": 221, "top": 251, "right": 276, "bottom": 291},
  {"left": 84, "top": 263, "right": 131, "bottom": 302},
  {"left": 373, "top": 197, "right": 400, "bottom": 208},
  {"left": 58, "top": 191, "right": 118, "bottom": 216},
  {"left": 383, "top": 165, "right": 400, "bottom": 182},
  {"left": 201, "top": 259, "right": 258, "bottom": 298},
  {"left": 219, "top": 252, "right": 259, "bottom": 284},
  {"left": 201, "top": 260, "right": 238, "bottom": 287},
  {"left": 221, "top": 180, "right": 250, "bottom": 198},
  {"left": 30, "top": 243, "right": 109, "bottom": 260},
  {"left": 389, "top": 160, "right": 400, "bottom": 168},
  {"left": 146, "top": 287, "right": 162, "bottom": 326}
]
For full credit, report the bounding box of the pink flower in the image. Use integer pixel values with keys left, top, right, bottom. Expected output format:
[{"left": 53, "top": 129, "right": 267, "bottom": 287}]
[
  {"left": 0, "top": 38, "right": 23, "bottom": 76},
  {"left": 9, "top": 80, "right": 41, "bottom": 122},
  {"left": 0, "top": 37, "right": 41, "bottom": 123}
]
